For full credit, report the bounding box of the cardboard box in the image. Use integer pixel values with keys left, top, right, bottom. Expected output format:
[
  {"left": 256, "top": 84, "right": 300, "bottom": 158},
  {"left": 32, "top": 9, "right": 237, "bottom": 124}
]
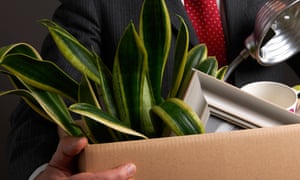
[
  {"left": 78, "top": 71, "right": 300, "bottom": 179},
  {"left": 79, "top": 124, "right": 300, "bottom": 179}
]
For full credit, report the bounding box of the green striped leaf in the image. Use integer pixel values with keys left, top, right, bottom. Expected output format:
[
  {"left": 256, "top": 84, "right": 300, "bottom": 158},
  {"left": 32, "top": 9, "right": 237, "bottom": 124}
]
[
  {"left": 196, "top": 56, "right": 218, "bottom": 76},
  {"left": 141, "top": 77, "right": 159, "bottom": 137},
  {"left": 0, "top": 42, "right": 42, "bottom": 60},
  {"left": 216, "top": 65, "right": 228, "bottom": 80},
  {"left": 78, "top": 75, "right": 100, "bottom": 107},
  {"left": 169, "top": 16, "right": 189, "bottom": 98},
  {"left": 0, "top": 54, "right": 79, "bottom": 101},
  {"left": 78, "top": 75, "right": 121, "bottom": 143},
  {"left": 177, "top": 44, "right": 208, "bottom": 98},
  {"left": 113, "top": 22, "right": 147, "bottom": 130},
  {"left": 92, "top": 51, "right": 118, "bottom": 118},
  {"left": 293, "top": 85, "right": 300, "bottom": 91},
  {"left": 0, "top": 88, "right": 52, "bottom": 122},
  {"left": 151, "top": 98, "right": 205, "bottom": 135},
  {"left": 185, "top": 44, "right": 208, "bottom": 77},
  {"left": 140, "top": 0, "right": 171, "bottom": 104},
  {"left": 0, "top": 70, "right": 52, "bottom": 121},
  {"left": 39, "top": 19, "right": 101, "bottom": 84},
  {"left": 28, "top": 86, "right": 83, "bottom": 137},
  {"left": 69, "top": 103, "right": 148, "bottom": 139}
]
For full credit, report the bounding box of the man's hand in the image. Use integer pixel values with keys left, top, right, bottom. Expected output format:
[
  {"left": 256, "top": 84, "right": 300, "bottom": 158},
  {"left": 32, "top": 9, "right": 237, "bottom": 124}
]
[{"left": 36, "top": 136, "right": 136, "bottom": 179}]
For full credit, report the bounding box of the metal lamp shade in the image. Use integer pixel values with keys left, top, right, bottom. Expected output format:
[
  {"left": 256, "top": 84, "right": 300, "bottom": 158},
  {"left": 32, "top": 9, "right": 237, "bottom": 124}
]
[
  {"left": 224, "top": 0, "right": 300, "bottom": 80},
  {"left": 245, "top": 0, "right": 300, "bottom": 65}
]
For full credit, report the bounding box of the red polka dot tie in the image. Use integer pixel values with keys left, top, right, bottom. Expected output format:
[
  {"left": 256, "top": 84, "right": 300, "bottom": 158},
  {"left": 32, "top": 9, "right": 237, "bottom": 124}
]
[{"left": 184, "top": 0, "right": 227, "bottom": 66}]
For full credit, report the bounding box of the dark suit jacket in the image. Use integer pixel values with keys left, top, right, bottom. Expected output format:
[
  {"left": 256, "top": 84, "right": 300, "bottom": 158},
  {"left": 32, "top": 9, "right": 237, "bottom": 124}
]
[{"left": 7, "top": 0, "right": 300, "bottom": 179}]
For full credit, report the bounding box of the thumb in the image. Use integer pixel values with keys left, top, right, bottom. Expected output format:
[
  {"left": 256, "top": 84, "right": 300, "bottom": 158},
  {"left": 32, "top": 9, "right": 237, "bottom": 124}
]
[{"left": 49, "top": 136, "right": 88, "bottom": 174}]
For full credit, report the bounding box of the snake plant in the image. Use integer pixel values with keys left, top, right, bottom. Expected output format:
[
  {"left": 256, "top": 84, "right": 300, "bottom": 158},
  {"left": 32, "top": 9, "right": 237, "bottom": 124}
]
[{"left": 0, "top": 0, "right": 227, "bottom": 143}]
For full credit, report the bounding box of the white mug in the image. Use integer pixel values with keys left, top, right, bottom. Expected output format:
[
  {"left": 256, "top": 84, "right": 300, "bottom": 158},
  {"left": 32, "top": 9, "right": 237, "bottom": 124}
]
[{"left": 241, "top": 81, "right": 298, "bottom": 113}]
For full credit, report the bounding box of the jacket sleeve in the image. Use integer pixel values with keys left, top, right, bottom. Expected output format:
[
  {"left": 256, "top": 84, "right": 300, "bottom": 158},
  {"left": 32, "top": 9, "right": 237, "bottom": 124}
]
[{"left": 7, "top": 100, "right": 59, "bottom": 180}]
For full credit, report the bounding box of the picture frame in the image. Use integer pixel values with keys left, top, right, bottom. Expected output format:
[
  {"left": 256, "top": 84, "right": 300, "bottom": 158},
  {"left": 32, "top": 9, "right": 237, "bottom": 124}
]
[{"left": 183, "top": 69, "right": 300, "bottom": 132}]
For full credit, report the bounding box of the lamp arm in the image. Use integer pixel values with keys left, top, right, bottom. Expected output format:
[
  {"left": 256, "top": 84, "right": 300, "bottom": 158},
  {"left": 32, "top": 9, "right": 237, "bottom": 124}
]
[{"left": 224, "top": 48, "right": 250, "bottom": 81}]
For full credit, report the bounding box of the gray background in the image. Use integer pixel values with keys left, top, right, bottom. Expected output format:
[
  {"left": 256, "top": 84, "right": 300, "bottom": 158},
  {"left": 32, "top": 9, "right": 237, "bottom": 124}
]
[{"left": 0, "top": 1, "right": 59, "bottom": 179}]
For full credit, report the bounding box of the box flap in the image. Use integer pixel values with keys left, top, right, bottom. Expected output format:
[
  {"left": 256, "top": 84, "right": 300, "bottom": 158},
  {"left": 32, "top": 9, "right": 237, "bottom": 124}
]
[{"left": 79, "top": 124, "right": 300, "bottom": 179}]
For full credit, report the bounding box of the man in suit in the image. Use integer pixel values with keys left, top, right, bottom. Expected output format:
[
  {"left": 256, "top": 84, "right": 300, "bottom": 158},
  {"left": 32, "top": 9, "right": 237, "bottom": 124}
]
[{"left": 7, "top": 0, "right": 300, "bottom": 179}]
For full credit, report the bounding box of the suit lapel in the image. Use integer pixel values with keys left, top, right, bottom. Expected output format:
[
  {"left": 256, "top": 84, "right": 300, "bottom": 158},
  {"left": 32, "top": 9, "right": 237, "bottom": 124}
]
[{"left": 165, "top": 0, "right": 199, "bottom": 46}]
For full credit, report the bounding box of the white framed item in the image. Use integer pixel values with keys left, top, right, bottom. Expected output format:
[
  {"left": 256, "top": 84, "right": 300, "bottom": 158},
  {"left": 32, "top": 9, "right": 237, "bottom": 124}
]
[{"left": 182, "top": 69, "right": 300, "bottom": 133}]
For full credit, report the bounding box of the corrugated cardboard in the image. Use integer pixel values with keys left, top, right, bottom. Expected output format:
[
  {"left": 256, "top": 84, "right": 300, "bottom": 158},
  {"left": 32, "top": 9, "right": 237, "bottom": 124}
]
[
  {"left": 78, "top": 124, "right": 300, "bottom": 179},
  {"left": 78, "top": 70, "right": 300, "bottom": 179}
]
